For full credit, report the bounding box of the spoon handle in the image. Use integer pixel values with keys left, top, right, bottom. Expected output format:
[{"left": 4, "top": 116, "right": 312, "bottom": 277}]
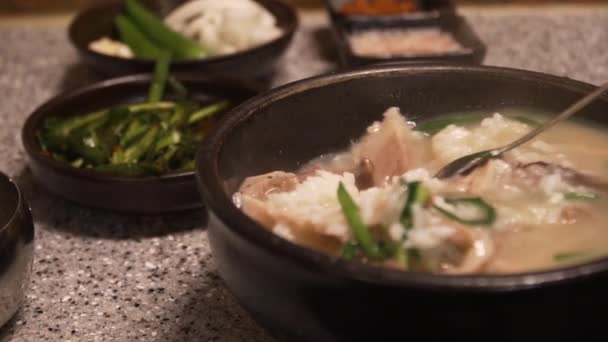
[{"left": 496, "top": 81, "right": 608, "bottom": 155}]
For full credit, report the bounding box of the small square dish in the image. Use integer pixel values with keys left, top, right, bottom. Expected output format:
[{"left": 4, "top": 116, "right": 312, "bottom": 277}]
[
  {"left": 323, "top": 0, "right": 455, "bottom": 23},
  {"left": 331, "top": 15, "right": 486, "bottom": 67}
]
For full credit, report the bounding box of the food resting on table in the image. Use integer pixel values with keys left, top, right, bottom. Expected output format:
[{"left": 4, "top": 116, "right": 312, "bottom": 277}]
[
  {"left": 339, "top": 0, "right": 418, "bottom": 15},
  {"left": 349, "top": 28, "right": 464, "bottom": 58},
  {"left": 37, "top": 54, "right": 230, "bottom": 176},
  {"left": 234, "top": 107, "right": 608, "bottom": 274},
  {"left": 89, "top": 0, "right": 282, "bottom": 59}
]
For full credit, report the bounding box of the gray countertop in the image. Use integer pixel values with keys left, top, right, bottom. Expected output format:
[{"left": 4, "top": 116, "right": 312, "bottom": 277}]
[{"left": 1, "top": 6, "right": 608, "bottom": 342}]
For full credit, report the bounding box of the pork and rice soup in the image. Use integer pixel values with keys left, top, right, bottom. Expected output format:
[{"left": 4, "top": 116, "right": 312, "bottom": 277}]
[{"left": 233, "top": 108, "right": 608, "bottom": 274}]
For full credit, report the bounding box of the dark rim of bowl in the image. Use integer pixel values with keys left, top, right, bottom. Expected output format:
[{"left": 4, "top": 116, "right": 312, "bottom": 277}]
[
  {"left": 68, "top": 0, "right": 299, "bottom": 66},
  {"left": 22, "top": 74, "right": 255, "bottom": 184},
  {"left": 197, "top": 64, "right": 608, "bottom": 292},
  {"left": 0, "top": 172, "right": 23, "bottom": 235}
]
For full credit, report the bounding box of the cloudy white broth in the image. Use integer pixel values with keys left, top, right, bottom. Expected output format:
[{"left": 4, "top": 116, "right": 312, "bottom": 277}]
[{"left": 233, "top": 107, "right": 608, "bottom": 274}]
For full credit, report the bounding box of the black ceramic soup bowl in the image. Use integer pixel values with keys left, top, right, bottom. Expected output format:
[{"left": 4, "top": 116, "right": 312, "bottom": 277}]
[
  {"left": 22, "top": 74, "right": 257, "bottom": 214},
  {"left": 195, "top": 65, "right": 608, "bottom": 341},
  {"left": 0, "top": 173, "right": 34, "bottom": 328},
  {"left": 68, "top": 0, "right": 298, "bottom": 78}
]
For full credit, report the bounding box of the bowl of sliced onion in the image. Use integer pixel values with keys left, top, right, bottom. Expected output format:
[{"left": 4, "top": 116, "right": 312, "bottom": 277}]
[{"left": 69, "top": 0, "right": 298, "bottom": 79}]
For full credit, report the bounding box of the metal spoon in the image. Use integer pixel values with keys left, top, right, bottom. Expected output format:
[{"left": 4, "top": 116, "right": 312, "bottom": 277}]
[{"left": 435, "top": 81, "right": 608, "bottom": 179}]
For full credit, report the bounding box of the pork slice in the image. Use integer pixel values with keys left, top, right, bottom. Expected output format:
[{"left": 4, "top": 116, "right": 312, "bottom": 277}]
[
  {"left": 239, "top": 171, "right": 299, "bottom": 200},
  {"left": 518, "top": 161, "right": 608, "bottom": 192},
  {"left": 239, "top": 193, "right": 343, "bottom": 254},
  {"left": 352, "top": 107, "right": 421, "bottom": 186},
  {"left": 239, "top": 194, "right": 277, "bottom": 228}
]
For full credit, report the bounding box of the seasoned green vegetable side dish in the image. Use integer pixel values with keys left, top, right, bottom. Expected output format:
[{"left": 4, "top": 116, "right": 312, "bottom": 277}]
[{"left": 37, "top": 56, "right": 229, "bottom": 176}]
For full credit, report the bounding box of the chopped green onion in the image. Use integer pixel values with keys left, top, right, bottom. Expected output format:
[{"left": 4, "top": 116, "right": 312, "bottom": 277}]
[
  {"left": 120, "top": 119, "right": 149, "bottom": 147},
  {"left": 125, "top": 0, "right": 207, "bottom": 59},
  {"left": 337, "top": 182, "right": 383, "bottom": 260},
  {"left": 127, "top": 102, "right": 176, "bottom": 112},
  {"left": 433, "top": 197, "right": 496, "bottom": 226},
  {"left": 554, "top": 251, "right": 590, "bottom": 262},
  {"left": 188, "top": 100, "right": 231, "bottom": 124},
  {"left": 70, "top": 158, "right": 84, "bottom": 168},
  {"left": 114, "top": 14, "right": 164, "bottom": 59},
  {"left": 415, "top": 114, "right": 484, "bottom": 134},
  {"left": 400, "top": 181, "right": 430, "bottom": 229},
  {"left": 564, "top": 191, "right": 598, "bottom": 201},
  {"left": 148, "top": 51, "right": 171, "bottom": 103},
  {"left": 340, "top": 240, "right": 359, "bottom": 260},
  {"left": 168, "top": 77, "right": 188, "bottom": 100},
  {"left": 511, "top": 115, "right": 541, "bottom": 127},
  {"left": 394, "top": 245, "right": 408, "bottom": 268},
  {"left": 113, "top": 125, "right": 160, "bottom": 164},
  {"left": 407, "top": 249, "right": 422, "bottom": 270},
  {"left": 46, "top": 110, "right": 108, "bottom": 139},
  {"left": 155, "top": 130, "right": 181, "bottom": 151}
]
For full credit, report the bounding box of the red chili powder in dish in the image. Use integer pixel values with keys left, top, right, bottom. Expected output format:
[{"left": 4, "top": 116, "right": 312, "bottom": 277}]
[{"left": 339, "top": 0, "right": 418, "bottom": 15}]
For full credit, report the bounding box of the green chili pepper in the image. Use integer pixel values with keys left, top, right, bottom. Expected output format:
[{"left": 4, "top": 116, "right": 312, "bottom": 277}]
[
  {"left": 433, "top": 197, "right": 496, "bottom": 226},
  {"left": 400, "top": 181, "right": 430, "bottom": 229},
  {"left": 124, "top": 0, "right": 207, "bottom": 59},
  {"left": 148, "top": 51, "right": 171, "bottom": 103},
  {"left": 188, "top": 100, "right": 231, "bottom": 124},
  {"left": 115, "top": 14, "right": 164, "bottom": 59},
  {"left": 337, "top": 182, "right": 383, "bottom": 260}
]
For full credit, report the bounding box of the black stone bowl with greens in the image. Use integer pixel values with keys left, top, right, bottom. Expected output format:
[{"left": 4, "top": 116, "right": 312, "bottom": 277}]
[{"left": 22, "top": 73, "right": 257, "bottom": 213}]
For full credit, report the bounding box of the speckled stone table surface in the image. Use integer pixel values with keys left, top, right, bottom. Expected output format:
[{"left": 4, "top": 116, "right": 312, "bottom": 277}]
[{"left": 0, "top": 6, "right": 607, "bottom": 342}]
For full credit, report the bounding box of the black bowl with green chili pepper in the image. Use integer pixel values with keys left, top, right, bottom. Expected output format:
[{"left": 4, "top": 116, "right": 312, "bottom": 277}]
[
  {"left": 23, "top": 74, "right": 257, "bottom": 213},
  {"left": 196, "top": 64, "right": 608, "bottom": 341},
  {"left": 68, "top": 0, "right": 298, "bottom": 79}
]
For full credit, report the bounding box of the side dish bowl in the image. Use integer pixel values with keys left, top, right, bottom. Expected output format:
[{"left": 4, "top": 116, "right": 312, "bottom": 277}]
[
  {"left": 330, "top": 15, "right": 486, "bottom": 67},
  {"left": 23, "top": 74, "right": 257, "bottom": 214},
  {"left": 196, "top": 65, "right": 608, "bottom": 341},
  {"left": 0, "top": 172, "right": 34, "bottom": 328},
  {"left": 68, "top": 0, "right": 298, "bottom": 78}
]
